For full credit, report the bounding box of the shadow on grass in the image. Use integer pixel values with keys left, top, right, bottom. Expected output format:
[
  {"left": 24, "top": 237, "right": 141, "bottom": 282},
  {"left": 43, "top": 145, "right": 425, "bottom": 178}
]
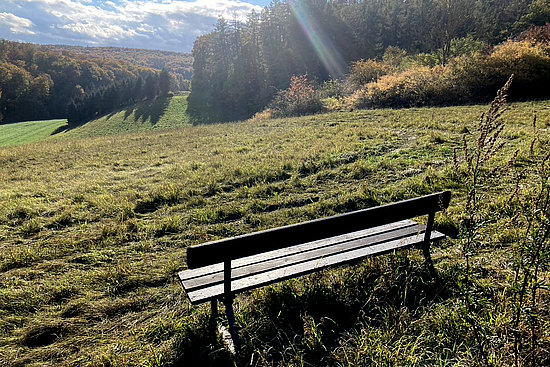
[
  {"left": 169, "top": 254, "right": 460, "bottom": 366},
  {"left": 134, "top": 96, "right": 170, "bottom": 126},
  {"left": 50, "top": 124, "right": 71, "bottom": 135},
  {"left": 170, "top": 314, "right": 236, "bottom": 367},
  {"left": 49, "top": 96, "right": 171, "bottom": 136}
]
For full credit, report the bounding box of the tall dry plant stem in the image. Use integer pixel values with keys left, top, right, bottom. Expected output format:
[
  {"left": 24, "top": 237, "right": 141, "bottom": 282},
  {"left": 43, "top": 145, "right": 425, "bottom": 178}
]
[
  {"left": 456, "top": 74, "right": 514, "bottom": 362},
  {"left": 511, "top": 115, "right": 550, "bottom": 367}
]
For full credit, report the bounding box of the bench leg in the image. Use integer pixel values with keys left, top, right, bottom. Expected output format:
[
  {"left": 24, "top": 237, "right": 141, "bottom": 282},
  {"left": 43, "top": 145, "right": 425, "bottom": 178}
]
[
  {"left": 210, "top": 299, "right": 218, "bottom": 320},
  {"left": 422, "top": 212, "right": 439, "bottom": 280},
  {"left": 422, "top": 244, "right": 438, "bottom": 280},
  {"left": 224, "top": 297, "right": 240, "bottom": 350}
]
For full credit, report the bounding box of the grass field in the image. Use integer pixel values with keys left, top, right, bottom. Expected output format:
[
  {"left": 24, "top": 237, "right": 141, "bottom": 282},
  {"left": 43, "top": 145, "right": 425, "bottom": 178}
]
[
  {"left": 0, "top": 95, "right": 190, "bottom": 149},
  {"left": 61, "top": 95, "right": 191, "bottom": 139},
  {"left": 0, "top": 119, "right": 67, "bottom": 147},
  {"left": 0, "top": 99, "right": 549, "bottom": 366}
]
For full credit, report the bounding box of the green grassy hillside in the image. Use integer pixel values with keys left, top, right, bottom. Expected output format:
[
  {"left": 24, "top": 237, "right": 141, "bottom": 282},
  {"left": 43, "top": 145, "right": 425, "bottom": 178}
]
[
  {"left": 63, "top": 94, "right": 191, "bottom": 139},
  {"left": 0, "top": 119, "right": 67, "bottom": 147},
  {"left": 0, "top": 95, "right": 190, "bottom": 148},
  {"left": 0, "top": 100, "right": 549, "bottom": 366}
]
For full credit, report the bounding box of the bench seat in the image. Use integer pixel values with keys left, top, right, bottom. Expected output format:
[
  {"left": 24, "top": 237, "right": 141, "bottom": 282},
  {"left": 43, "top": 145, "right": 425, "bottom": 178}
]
[{"left": 178, "top": 219, "right": 445, "bottom": 305}]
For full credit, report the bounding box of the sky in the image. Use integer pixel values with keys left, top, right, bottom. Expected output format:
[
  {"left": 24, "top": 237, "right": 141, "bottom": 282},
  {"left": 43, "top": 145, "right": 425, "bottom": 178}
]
[{"left": 0, "top": 0, "right": 272, "bottom": 53}]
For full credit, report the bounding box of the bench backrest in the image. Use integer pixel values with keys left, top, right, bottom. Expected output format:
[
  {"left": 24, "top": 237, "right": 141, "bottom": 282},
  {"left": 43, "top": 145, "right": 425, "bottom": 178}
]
[{"left": 186, "top": 191, "right": 451, "bottom": 269}]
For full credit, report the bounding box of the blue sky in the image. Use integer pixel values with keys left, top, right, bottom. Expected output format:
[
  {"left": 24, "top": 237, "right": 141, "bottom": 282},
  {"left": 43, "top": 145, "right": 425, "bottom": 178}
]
[{"left": 0, "top": 0, "right": 272, "bottom": 52}]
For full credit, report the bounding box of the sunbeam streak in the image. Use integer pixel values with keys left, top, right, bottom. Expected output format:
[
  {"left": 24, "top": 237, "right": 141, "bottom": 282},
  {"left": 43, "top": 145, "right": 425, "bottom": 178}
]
[{"left": 288, "top": 0, "right": 346, "bottom": 78}]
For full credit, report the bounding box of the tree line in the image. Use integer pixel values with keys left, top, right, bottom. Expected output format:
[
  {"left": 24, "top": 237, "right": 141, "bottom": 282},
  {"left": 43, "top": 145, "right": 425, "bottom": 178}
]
[
  {"left": 42, "top": 45, "right": 193, "bottom": 91},
  {"left": 0, "top": 40, "right": 174, "bottom": 125},
  {"left": 188, "top": 0, "right": 547, "bottom": 123}
]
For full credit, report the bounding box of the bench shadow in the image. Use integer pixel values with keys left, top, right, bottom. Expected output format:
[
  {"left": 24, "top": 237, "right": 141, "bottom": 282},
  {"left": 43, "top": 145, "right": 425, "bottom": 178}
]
[
  {"left": 169, "top": 314, "right": 235, "bottom": 367},
  {"left": 168, "top": 255, "right": 459, "bottom": 366}
]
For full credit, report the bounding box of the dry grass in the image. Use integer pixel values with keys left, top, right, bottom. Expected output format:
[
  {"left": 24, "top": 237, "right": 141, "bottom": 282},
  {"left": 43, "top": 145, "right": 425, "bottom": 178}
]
[{"left": 0, "top": 100, "right": 549, "bottom": 366}]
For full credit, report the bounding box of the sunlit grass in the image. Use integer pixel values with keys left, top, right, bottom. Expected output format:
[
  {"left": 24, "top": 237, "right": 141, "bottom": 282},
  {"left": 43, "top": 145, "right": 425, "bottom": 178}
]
[
  {"left": 61, "top": 94, "right": 191, "bottom": 139},
  {"left": 0, "top": 100, "right": 549, "bottom": 366},
  {"left": 0, "top": 119, "right": 67, "bottom": 147}
]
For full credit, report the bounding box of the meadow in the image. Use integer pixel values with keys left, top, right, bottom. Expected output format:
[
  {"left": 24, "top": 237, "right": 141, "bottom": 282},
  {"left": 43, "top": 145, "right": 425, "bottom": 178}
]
[
  {"left": 62, "top": 94, "right": 192, "bottom": 139},
  {"left": 0, "top": 98, "right": 549, "bottom": 366},
  {"left": 0, "top": 120, "right": 68, "bottom": 148}
]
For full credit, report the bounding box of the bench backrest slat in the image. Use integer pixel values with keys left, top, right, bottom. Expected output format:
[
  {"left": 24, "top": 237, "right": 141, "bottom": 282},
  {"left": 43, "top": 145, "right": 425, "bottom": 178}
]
[{"left": 186, "top": 191, "right": 451, "bottom": 269}]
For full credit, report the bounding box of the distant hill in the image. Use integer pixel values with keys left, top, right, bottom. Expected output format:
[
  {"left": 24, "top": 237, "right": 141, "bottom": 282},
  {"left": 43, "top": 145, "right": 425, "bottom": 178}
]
[
  {"left": 42, "top": 45, "right": 193, "bottom": 89},
  {"left": 0, "top": 40, "right": 182, "bottom": 125}
]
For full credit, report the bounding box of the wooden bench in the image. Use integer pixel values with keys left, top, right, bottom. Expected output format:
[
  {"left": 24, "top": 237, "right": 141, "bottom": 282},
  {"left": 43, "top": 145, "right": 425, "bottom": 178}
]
[{"left": 177, "top": 191, "right": 451, "bottom": 346}]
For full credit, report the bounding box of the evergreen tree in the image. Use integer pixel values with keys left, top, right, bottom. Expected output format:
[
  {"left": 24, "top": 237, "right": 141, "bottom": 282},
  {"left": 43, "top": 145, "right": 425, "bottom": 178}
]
[{"left": 159, "top": 69, "right": 172, "bottom": 95}]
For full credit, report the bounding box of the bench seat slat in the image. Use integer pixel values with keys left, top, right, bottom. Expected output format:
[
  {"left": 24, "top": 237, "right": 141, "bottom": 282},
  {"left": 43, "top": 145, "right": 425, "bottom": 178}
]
[
  {"left": 181, "top": 221, "right": 426, "bottom": 292},
  {"left": 180, "top": 219, "right": 418, "bottom": 282},
  {"left": 182, "top": 229, "right": 445, "bottom": 305}
]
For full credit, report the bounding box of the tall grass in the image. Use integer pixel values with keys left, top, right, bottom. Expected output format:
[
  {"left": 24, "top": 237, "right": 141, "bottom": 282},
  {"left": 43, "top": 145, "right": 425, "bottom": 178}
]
[{"left": 0, "top": 100, "right": 549, "bottom": 365}]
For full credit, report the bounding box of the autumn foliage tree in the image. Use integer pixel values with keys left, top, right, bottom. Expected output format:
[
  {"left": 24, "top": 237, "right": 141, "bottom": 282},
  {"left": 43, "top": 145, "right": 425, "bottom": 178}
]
[
  {"left": 0, "top": 40, "right": 174, "bottom": 125},
  {"left": 269, "top": 74, "right": 322, "bottom": 117}
]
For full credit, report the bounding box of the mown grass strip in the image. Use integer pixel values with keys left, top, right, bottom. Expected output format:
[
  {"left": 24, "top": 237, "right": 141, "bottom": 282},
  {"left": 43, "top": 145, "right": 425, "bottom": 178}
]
[{"left": 0, "top": 119, "right": 67, "bottom": 147}]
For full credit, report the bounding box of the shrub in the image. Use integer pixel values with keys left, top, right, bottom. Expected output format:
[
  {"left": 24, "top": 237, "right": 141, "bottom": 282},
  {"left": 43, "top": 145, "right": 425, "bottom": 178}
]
[
  {"left": 517, "top": 23, "right": 550, "bottom": 44},
  {"left": 412, "top": 37, "right": 489, "bottom": 67},
  {"left": 487, "top": 40, "right": 550, "bottom": 98},
  {"left": 347, "top": 59, "right": 391, "bottom": 89},
  {"left": 269, "top": 74, "right": 323, "bottom": 117},
  {"left": 382, "top": 46, "right": 408, "bottom": 68},
  {"left": 317, "top": 78, "right": 345, "bottom": 99},
  {"left": 348, "top": 66, "right": 441, "bottom": 109},
  {"left": 346, "top": 40, "right": 550, "bottom": 110}
]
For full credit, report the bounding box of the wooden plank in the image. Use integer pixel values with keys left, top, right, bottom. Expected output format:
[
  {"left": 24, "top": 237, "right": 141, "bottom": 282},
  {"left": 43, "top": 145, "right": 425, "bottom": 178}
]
[
  {"left": 186, "top": 191, "right": 451, "bottom": 268},
  {"left": 181, "top": 223, "right": 426, "bottom": 292},
  {"left": 179, "top": 219, "right": 418, "bottom": 282},
  {"left": 182, "top": 223, "right": 422, "bottom": 291},
  {"left": 186, "top": 230, "right": 445, "bottom": 304}
]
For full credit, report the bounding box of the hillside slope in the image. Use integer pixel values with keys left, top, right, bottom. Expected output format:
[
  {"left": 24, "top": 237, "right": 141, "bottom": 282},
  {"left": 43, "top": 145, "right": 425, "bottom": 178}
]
[
  {"left": 0, "top": 119, "right": 67, "bottom": 147},
  {"left": 42, "top": 45, "right": 193, "bottom": 80},
  {"left": 62, "top": 94, "right": 191, "bottom": 139}
]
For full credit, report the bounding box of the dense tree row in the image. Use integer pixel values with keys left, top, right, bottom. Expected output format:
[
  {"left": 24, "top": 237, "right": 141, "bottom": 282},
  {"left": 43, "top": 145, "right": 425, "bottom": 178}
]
[
  {"left": 0, "top": 40, "right": 173, "bottom": 124},
  {"left": 188, "top": 0, "right": 544, "bottom": 123},
  {"left": 66, "top": 70, "right": 172, "bottom": 124},
  {"left": 42, "top": 45, "right": 193, "bottom": 90}
]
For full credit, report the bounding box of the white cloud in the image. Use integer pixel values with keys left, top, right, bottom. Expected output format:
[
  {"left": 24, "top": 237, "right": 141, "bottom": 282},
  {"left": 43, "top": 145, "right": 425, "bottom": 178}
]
[
  {"left": 0, "top": 12, "right": 35, "bottom": 35},
  {"left": 0, "top": 0, "right": 263, "bottom": 51},
  {"left": 61, "top": 22, "right": 138, "bottom": 41}
]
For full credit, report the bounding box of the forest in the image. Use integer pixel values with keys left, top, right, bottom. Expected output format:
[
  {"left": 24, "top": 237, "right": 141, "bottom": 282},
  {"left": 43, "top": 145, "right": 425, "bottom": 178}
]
[
  {"left": 0, "top": 41, "right": 181, "bottom": 125},
  {"left": 41, "top": 45, "right": 193, "bottom": 90},
  {"left": 189, "top": 0, "right": 550, "bottom": 122}
]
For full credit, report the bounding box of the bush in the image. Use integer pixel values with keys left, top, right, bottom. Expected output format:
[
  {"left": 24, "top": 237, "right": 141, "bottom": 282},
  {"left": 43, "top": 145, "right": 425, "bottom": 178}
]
[
  {"left": 346, "top": 40, "right": 550, "bottom": 110},
  {"left": 269, "top": 74, "right": 324, "bottom": 117},
  {"left": 487, "top": 40, "right": 550, "bottom": 98},
  {"left": 411, "top": 37, "right": 489, "bottom": 67},
  {"left": 347, "top": 59, "right": 391, "bottom": 89},
  {"left": 348, "top": 66, "right": 446, "bottom": 109},
  {"left": 517, "top": 23, "right": 550, "bottom": 44}
]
